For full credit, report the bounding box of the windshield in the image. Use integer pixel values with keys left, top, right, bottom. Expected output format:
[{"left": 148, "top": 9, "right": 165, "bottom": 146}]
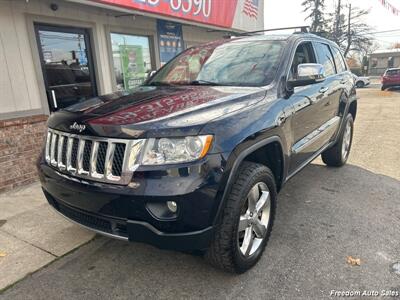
[{"left": 147, "top": 40, "right": 285, "bottom": 87}]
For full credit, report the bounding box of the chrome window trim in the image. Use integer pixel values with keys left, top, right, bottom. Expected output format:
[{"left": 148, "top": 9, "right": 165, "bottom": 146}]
[{"left": 45, "top": 128, "right": 145, "bottom": 185}]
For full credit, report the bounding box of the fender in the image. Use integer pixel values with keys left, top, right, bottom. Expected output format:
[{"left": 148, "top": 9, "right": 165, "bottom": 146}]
[
  {"left": 212, "top": 135, "right": 285, "bottom": 225},
  {"left": 334, "top": 89, "right": 357, "bottom": 143}
]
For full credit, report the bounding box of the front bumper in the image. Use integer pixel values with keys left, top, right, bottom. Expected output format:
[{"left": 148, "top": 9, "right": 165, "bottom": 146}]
[
  {"left": 44, "top": 190, "right": 214, "bottom": 250},
  {"left": 38, "top": 153, "right": 228, "bottom": 251}
]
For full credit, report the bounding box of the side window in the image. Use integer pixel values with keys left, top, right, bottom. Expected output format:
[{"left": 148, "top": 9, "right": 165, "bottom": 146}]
[
  {"left": 314, "top": 42, "right": 336, "bottom": 77},
  {"left": 289, "top": 42, "right": 317, "bottom": 79},
  {"left": 331, "top": 47, "right": 347, "bottom": 73}
]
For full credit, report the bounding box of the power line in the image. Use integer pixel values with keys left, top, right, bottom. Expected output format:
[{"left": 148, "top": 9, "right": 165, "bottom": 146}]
[
  {"left": 367, "top": 29, "right": 400, "bottom": 34},
  {"left": 356, "top": 29, "right": 400, "bottom": 37}
]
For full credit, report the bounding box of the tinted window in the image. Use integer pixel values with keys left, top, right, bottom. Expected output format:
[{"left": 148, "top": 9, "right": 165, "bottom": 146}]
[
  {"left": 314, "top": 43, "right": 336, "bottom": 76},
  {"left": 331, "top": 47, "right": 347, "bottom": 73},
  {"left": 289, "top": 42, "right": 317, "bottom": 79},
  {"left": 385, "top": 69, "right": 400, "bottom": 76},
  {"left": 147, "top": 40, "right": 285, "bottom": 87}
]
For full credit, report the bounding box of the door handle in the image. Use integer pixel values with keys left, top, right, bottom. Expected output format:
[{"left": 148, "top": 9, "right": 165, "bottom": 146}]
[
  {"left": 319, "top": 87, "right": 329, "bottom": 93},
  {"left": 277, "top": 114, "right": 286, "bottom": 125}
]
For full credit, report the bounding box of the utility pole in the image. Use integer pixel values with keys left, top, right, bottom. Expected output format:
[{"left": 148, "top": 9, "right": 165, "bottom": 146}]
[{"left": 344, "top": 3, "right": 352, "bottom": 57}]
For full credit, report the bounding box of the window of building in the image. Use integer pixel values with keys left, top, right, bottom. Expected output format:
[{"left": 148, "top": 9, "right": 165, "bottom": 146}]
[
  {"left": 110, "top": 33, "right": 153, "bottom": 91},
  {"left": 314, "top": 43, "right": 336, "bottom": 77}
]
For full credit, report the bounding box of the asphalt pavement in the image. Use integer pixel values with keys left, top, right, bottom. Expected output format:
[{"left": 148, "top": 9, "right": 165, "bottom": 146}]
[{"left": 1, "top": 85, "right": 399, "bottom": 300}]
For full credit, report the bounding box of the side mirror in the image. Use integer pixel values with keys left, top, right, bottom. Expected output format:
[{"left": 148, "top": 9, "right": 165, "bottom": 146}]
[{"left": 287, "top": 63, "right": 325, "bottom": 88}]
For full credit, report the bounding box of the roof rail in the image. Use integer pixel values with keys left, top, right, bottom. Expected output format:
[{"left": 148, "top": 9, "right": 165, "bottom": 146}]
[{"left": 234, "top": 26, "right": 310, "bottom": 37}]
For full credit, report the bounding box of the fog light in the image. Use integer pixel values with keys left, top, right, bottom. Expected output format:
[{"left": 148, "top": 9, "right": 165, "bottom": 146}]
[{"left": 166, "top": 201, "right": 178, "bottom": 213}]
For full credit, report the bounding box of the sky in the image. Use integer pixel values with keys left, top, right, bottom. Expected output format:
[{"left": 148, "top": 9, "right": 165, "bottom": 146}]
[{"left": 264, "top": 0, "right": 400, "bottom": 49}]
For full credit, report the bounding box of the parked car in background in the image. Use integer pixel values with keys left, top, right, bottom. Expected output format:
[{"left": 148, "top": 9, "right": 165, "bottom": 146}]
[
  {"left": 354, "top": 75, "right": 370, "bottom": 88},
  {"left": 381, "top": 68, "right": 400, "bottom": 90}
]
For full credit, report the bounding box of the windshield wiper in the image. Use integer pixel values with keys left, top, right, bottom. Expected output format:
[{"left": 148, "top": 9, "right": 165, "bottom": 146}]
[
  {"left": 147, "top": 81, "right": 172, "bottom": 86},
  {"left": 190, "top": 80, "right": 222, "bottom": 86}
]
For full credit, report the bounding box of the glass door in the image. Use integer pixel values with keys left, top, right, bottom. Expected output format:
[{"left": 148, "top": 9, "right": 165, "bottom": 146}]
[{"left": 35, "top": 24, "right": 97, "bottom": 111}]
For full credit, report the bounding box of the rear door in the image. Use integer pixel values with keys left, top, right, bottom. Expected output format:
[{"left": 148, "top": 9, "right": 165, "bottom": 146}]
[
  {"left": 287, "top": 41, "right": 332, "bottom": 173},
  {"left": 385, "top": 69, "right": 400, "bottom": 85},
  {"left": 312, "top": 42, "right": 342, "bottom": 138},
  {"left": 393, "top": 69, "right": 400, "bottom": 84}
]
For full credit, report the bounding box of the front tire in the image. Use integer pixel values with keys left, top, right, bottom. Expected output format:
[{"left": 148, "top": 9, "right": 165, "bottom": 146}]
[
  {"left": 321, "top": 114, "right": 354, "bottom": 167},
  {"left": 205, "top": 162, "right": 277, "bottom": 273},
  {"left": 356, "top": 81, "right": 365, "bottom": 88},
  {"left": 381, "top": 85, "right": 386, "bottom": 91}
]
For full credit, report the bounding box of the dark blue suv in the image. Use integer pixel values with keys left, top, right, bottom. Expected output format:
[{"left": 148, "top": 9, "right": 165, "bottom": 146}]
[{"left": 38, "top": 30, "right": 357, "bottom": 273}]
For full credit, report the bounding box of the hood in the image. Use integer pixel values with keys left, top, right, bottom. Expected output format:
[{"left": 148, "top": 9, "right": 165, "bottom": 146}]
[{"left": 47, "top": 85, "right": 266, "bottom": 138}]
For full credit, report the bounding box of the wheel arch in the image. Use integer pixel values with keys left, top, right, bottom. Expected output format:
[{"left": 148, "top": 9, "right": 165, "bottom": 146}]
[
  {"left": 213, "top": 136, "right": 286, "bottom": 225},
  {"left": 338, "top": 86, "right": 357, "bottom": 121},
  {"left": 348, "top": 99, "right": 357, "bottom": 121},
  {"left": 356, "top": 80, "right": 364, "bottom": 87}
]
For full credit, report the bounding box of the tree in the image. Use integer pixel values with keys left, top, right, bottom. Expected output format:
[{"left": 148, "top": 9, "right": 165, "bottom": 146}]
[
  {"left": 346, "top": 53, "right": 361, "bottom": 68},
  {"left": 330, "top": 0, "right": 345, "bottom": 44},
  {"left": 302, "top": 0, "right": 327, "bottom": 32},
  {"left": 329, "top": 4, "right": 373, "bottom": 57},
  {"left": 303, "top": 0, "right": 374, "bottom": 58}
]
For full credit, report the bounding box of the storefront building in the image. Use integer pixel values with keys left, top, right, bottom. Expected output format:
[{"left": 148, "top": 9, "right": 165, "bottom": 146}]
[
  {"left": 0, "top": 0, "right": 264, "bottom": 192},
  {"left": 368, "top": 48, "right": 400, "bottom": 76}
]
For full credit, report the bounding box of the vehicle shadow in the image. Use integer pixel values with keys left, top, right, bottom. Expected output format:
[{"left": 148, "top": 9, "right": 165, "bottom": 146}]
[{"left": 2, "top": 164, "right": 400, "bottom": 300}]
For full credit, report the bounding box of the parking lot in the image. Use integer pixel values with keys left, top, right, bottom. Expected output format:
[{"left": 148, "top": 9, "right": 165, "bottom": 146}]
[{"left": 1, "top": 84, "right": 399, "bottom": 300}]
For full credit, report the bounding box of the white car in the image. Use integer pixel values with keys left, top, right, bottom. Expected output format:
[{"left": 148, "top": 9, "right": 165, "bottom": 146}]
[{"left": 354, "top": 75, "right": 370, "bottom": 88}]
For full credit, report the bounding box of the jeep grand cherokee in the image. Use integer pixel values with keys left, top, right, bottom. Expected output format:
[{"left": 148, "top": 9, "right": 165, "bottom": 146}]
[{"left": 38, "top": 30, "right": 357, "bottom": 273}]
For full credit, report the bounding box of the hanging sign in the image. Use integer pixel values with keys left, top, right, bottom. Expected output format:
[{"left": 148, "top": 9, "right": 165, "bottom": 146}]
[
  {"left": 378, "top": 0, "right": 400, "bottom": 16},
  {"left": 91, "top": 0, "right": 264, "bottom": 31}
]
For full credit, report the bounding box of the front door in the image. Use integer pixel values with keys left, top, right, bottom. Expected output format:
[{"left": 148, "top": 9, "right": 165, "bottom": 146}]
[
  {"left": 35, "top": 24, "right": 97, "bottom": 111},
  {"left": 287, "top": 41, "right": 330, "bottom": 173}
]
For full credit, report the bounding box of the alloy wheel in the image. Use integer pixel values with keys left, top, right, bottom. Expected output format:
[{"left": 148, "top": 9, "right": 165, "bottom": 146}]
[
  {"left": 342, "top": 120, "right": 352, "bottom": 160},
  {"left": 237, "top": 182, "right": 271, "bottom": 257}
]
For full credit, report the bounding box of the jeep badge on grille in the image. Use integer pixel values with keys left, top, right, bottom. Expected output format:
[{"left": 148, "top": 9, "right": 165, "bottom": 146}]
[{"left": 70, "top": 122, "right": 86, "bottom": 133}]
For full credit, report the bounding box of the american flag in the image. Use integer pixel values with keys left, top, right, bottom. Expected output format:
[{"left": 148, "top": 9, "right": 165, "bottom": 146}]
[{"left": 243, "top": 0, "right": 259, "bottom": 19}]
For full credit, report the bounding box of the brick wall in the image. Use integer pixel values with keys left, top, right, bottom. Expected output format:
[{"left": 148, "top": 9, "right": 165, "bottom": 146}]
[{"left": 0, "top": 115, "right": 48, "bottom": 193}]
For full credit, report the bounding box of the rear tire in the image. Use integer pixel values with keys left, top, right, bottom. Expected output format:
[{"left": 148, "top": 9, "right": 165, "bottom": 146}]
[
  {"left": 321, "top": 114, "right": 354, "bottom": 167},
  {"left": 205, "top": 162, "right": 277, "bottom": 273},
  {"left": 356, "top": 81, "right": 364, "bottom": 88},
  {"left": 381, "top": 85, "right": 386, "bottom": 91}
]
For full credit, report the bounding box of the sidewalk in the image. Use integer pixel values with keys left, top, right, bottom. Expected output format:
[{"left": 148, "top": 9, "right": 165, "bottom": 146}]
[{"left": 0, "top": 183, "right": 95, "bottom": 291}]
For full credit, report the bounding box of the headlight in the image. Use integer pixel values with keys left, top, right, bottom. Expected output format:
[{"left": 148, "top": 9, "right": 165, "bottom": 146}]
[{"left": 140, "top": 135, "right": 213, "bottom": 165}]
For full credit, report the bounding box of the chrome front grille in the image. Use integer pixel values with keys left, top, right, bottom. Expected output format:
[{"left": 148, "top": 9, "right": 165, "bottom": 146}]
[{"left": 45, "top": 128, "right": 144, "bottom": 185}]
